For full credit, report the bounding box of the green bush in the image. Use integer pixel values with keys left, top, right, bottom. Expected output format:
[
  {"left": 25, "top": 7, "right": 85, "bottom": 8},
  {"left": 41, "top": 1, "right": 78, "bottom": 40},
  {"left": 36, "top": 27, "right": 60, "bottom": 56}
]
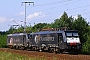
[
  {"left": 0, "top": 35, "right": 7, "bottom": 48},
  {"left": 81, "top": 35, "right": 90, "bottom": 54}
]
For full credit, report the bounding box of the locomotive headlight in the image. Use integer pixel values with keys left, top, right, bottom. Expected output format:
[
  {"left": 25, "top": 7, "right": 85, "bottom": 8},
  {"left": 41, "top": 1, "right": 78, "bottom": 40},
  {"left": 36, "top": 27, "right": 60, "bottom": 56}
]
[
  {"left": 14, "top": 44, "right": 16, "bottom": 45},
  {"left": 27, "top": 44, "right": 28, "bottom": 46},
  {"left": 20, "top": 44, "right": 22, "bottom": 45},
  {"left": 50, "top": 46, "right": 51, "bottom": 47},
  {"left": 66, "top": 37, "right": 69, "bottom": 40},
  {"left": 66, "top": 38, "right": 69, "bottom": 41}
]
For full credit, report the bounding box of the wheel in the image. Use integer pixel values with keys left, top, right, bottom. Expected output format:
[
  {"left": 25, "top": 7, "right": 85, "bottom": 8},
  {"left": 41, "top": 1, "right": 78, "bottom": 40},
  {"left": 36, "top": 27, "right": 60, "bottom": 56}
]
[
  {"left": 58, "top": 48, "right": 61, "bottom": 54},
  {"left": 10, "top": 46, "right": 13, "bottom": 49},
  {"left": 39, "top": 47, "right": 42, "bottom": 52},
  {"left": 39, "top": 49, "right": 42, "bottom": 52},
  {"left": 58, "top": 48, "right": 64, "bottom": 54},
  {"left": 16, "top": 46, "right": 19, "bottom": 50}
]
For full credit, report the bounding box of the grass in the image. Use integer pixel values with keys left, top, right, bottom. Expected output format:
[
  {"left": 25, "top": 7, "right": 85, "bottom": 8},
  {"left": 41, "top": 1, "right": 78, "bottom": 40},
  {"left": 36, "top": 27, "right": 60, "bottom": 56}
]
[
  {"left": 0, "top": 51, "right": 57, "bottom": 60},
  {"left": 0, "top": 51, "right": 46, "bottom": 60}
]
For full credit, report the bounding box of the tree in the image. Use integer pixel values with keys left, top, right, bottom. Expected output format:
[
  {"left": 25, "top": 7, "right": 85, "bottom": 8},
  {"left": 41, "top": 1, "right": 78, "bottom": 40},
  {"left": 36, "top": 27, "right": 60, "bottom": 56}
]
[
  {"left": 7, "top": 26, "right": 14, "bottom": 34},
  {"left": 68, "top": 16, "right": 74, "bottom": 29},
  {"left": 60, "top": 12, "right": 69, "bottom": 27},
  {"left": 52, "top": 19, "right": 60, "bottom": 28},
  {"left": 32, "top": 23, "right": 48, "bottom": 32},
  {"left": 82, "top": 26, "right": 90, "bottom": 54},
  {"left": 52, "top": 12, "right": 72, "bottom": 29},
  {"left": 72, "top": 15, "right": 89, "bottom": 43}
]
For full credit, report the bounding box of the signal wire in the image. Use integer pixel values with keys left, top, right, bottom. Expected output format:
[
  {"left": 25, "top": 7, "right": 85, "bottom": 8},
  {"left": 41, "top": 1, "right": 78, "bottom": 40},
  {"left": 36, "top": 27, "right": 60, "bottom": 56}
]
[
  {"left": 7, "top": 5, "right": 22, "bottom": 18},
  {"left": 34, "top": 0, "right": 73, "bottom": 6},
  {"left": 42, "top": 4, "right": 90, "bottom": 16},
  {"left": 26, "top": 0, "right": 81, "bottom": 16}
]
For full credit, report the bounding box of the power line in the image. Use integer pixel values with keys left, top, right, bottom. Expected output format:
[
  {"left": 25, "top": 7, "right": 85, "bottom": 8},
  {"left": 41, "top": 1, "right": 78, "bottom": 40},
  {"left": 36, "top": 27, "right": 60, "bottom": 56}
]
[
  {"left": 32, "top": 11, "right": 90, "bottom": 25},
  {"left": 26, "top": 0, "right": 77, "bottom": 16},
  {"left": 40, "top": 0, "right": 82, "bottom": 22},
  {"left": 72, "top": 12, "right": 90, "bottom": 16},
  {"left": 17, "top": 3, "right": 90, "bottom": 25},
  {"left": 26, "top": 0, "right": 81, "bottom": 16},
  {"left": 8, "top": 0, "right": 90, "bottom": 24},
  {"left": 7, "top": 5, "right": 22, "bottom": 18},
  {"left": 8, "top": 0, "right": 79, "bottom": 19},
  {"left": 34, "top": 0, "right": 73, "bottom": 6},
  {"left": 40, "top": 4, "right": 90, "bottom": 16},
  {"left": 26, "top": 0, "right": 76, "bottom": 15}
]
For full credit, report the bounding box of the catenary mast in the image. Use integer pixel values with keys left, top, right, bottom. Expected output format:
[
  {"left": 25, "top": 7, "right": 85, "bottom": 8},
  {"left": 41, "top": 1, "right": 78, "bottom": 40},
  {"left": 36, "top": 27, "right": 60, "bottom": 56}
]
[{"left": 22, "top": 2, "right": 34, "bottom": 32}]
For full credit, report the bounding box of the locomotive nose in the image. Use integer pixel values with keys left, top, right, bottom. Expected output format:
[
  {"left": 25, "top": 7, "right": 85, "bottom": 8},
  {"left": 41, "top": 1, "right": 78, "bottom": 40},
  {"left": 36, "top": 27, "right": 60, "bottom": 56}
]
[{"left": 70, "top": 42, "right": 76, "bottom": 46}]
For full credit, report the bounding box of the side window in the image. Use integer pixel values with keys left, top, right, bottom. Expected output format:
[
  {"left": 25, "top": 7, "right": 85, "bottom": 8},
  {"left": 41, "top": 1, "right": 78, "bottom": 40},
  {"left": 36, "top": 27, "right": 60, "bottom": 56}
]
[
  {"left": 23, "top": 35, "right": 26, "bottom": 41},
  {"left": 10, "top": 37, "right": 13, "bottom": 44},
  {"left": 52, "top": 37, "right": 54, "bottom": 41},
  {"left": 40, "top": 37, "right": 42, "bottom": 41},
  {"left": 27, "top": 34, "right": 30, "bottom": 39},
  {"left": 30, "top": 35, "right": 32, "bottom": 40}
]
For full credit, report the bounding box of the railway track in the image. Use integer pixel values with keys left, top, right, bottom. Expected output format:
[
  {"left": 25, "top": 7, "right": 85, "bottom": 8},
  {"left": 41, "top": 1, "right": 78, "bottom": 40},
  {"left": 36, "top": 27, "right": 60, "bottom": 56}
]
[{"left": 0, "top": 48, "right": 90, "bottom": 60}]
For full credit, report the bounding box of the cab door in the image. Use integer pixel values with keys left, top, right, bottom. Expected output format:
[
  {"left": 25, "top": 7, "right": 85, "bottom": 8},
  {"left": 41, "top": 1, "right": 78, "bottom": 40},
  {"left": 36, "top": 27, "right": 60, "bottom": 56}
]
[
  {"left": 23, "top": 35, "right": 26, "bottom": 45},
  {"left": 58, "top": 33, "right": 64, "bottom": 49}
]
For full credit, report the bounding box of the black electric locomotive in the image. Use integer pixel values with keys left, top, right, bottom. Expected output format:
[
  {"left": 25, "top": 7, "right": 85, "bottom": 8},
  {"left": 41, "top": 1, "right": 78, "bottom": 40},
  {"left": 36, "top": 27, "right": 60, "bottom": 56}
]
[
  {"left": 28, "top": 30, "right": 81, "bottom": 53},
  {"left": 7, "top": 30, "right": 81, "bottom": 53},
  {"left": 7, "top": 33, "right": 30, "bottom": 49}
]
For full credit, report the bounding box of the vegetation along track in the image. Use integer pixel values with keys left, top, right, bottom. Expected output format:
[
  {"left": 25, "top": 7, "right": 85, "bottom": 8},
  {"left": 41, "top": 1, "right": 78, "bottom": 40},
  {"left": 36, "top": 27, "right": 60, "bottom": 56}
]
[{"left": 0, "top": 48, "right": 90, "bottom": 60}]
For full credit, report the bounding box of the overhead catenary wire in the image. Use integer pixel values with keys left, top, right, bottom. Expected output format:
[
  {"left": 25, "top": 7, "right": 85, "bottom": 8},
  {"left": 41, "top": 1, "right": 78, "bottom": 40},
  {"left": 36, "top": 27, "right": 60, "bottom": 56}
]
[
  {"left": 26, "top": 0, "right": 80, "bottom": 15},
  {"left": 7, "top": 0, "right": 90, "bottom": 26},
  {"left": 8, "top": 0, "right": 80, "bottom": 19},
  {"left": 32, "top": 6, "right": 90, "bottom": 23},
  {"left": 40, "top": 0, "right": 82, "bottom": 22},
  {"left": 15, "top": 1, "right": 90, "bottom": 22},
  {"left": 33, "top": 11, "right": 90, "bottom": 24},
  {"left": 8, "top": 0, "right": 72, "bottom": 19},
  {"left": 26, "top": 0, "right": 82, "bottom": 23},
  {"left": 10, "top": 10, "right": 90, "bottom": 27},
  {"left": 34, "top": 0, "right": 73, "bottom": 6},
  {"left": 7, "top": 5, "right": 22, "bottom": 18},
  {"left": 7, "top": 3, "right": 34, "bottom": 21},
  {"left": 27, "top": 4, "right": 90, "bottom": 19}
]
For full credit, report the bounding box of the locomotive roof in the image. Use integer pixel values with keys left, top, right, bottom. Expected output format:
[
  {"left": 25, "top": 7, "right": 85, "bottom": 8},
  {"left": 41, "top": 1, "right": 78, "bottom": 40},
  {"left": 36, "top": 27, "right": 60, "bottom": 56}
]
[
  {"left": 30, "top": 30, "right": 64, "bottom": 35},
  {"left": 7, "top": 33, "right": 27, "bottom": 36},
  {"left": 65, "top": 30, "right": 78, "bottom": 32}
]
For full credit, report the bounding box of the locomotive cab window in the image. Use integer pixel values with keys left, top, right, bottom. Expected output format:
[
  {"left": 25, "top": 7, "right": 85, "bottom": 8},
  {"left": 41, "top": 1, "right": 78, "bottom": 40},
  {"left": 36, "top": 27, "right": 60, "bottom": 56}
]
[
  {"left": 66, "top": 33, "right": 72, "bottom": 37},
  {"left": 66, "top": 32, "right": 79, "bottom": 37},
  {"left": 72, "top": 33, "right": 78, "bottom": 37}
]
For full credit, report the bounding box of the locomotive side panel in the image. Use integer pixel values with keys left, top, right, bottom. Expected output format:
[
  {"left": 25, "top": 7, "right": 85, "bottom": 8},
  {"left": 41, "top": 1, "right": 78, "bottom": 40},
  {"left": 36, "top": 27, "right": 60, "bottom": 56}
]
[
  {"left": 29, "top": 31, "right": 67, "bottom": 52},
  {"left": 29, "top": 33, "right": 58, "bottom": 50},
  {"left": 7, "top": 36, "right": 14, "bottom": 48},
  {"left": 30, "top": 34, "right": 40, "bottom": 46},
  {"left": 7, "top": 33, "right": 29, "bottom": 49},
  {"left": 39, "top": 33, "right": 58, "bottom": 48}
]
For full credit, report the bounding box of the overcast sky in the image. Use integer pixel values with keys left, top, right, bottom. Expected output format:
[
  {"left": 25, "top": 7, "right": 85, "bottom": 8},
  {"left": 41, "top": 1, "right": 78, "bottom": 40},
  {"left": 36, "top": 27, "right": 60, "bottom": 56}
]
[{"left": 0, "top": 0, "right": 90, "bottom": 31}]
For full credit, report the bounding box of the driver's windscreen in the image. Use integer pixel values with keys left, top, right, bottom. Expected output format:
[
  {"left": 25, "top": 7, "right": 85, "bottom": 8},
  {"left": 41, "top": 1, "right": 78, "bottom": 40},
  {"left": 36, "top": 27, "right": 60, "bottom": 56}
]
[{"left": 65, "top": 31, "right": 79, "bottom": 37}]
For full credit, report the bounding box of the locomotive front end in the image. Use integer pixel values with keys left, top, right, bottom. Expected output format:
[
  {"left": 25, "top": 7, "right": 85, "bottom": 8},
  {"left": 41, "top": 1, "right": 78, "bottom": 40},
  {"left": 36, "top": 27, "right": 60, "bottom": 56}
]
[{"left": 65, "top": 30, "right": 81, "bottom": 52}]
